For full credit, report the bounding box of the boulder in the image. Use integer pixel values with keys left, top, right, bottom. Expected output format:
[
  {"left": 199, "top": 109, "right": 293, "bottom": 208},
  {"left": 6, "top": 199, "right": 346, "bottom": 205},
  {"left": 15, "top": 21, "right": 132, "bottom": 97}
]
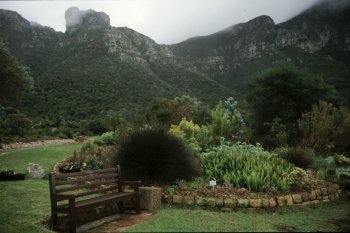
[{"left": 26, "top": 163, "right": 45, "bottom": 178}]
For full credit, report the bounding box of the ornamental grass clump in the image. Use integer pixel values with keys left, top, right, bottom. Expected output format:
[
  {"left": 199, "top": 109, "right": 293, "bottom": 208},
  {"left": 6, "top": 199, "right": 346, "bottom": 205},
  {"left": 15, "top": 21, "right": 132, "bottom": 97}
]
[
  {"left": 114, "top": 129, "right": 201, "bottom": 185},
  {"left": 200, "top": 146, "right": 295, "bottom": 193}
]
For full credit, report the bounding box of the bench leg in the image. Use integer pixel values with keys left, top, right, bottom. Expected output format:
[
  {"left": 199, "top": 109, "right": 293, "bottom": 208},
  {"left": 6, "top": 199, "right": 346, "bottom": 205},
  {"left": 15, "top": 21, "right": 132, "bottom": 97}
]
[
  {"left": 135, "top": 196, "right": 140, "bottom": 214},
  {"left": 51, "top": 211, "right": 58, "bottom": 230},
  {"left": 69, "top": 210, "right": 77, "bottom": 233},
  {"left": 69, "top": 199, "right": 77, "bottom": 233},
  {"left": 117, "top": 200, "right": 124, "bottom": 213}
]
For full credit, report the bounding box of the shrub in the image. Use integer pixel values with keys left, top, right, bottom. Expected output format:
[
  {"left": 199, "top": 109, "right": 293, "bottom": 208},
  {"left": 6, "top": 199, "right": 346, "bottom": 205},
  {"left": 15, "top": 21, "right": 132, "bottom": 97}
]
[
  {"left": 200, "top": 145, "right": 295, "bottom": 193},
  {"left": 169, "top": 118, "right": 202, "bottom": 153},
  {"left": 287, "top": 167, "right": 312, "bottom": 191},
  {"left": 317, "top": 168, "right": 339, "bottom": 182},
  {"left": 298, "top": 101, "right": 350, "bottom": 155},
  {"left": 114, "top": 129, "right": 201, "bottom": 185},
  {"left": 62, "top": 142, "right": 105, "bottom": 171},
  {"left": 334, "top": 154, "right": 350, "bottom": 167},
  {"left": 94, "top": 131, "right": 116, "bottom": 146},
  {"left": 275, "top": 147, "right": 315, "bottom": 169}
]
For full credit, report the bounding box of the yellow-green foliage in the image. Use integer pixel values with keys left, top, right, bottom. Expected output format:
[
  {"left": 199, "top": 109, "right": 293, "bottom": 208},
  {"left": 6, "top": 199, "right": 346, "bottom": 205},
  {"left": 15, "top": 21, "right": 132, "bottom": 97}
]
[
  {"left": 169, "top": 118, "right": 203, "bottom": 152},
  {"left": 287, "top": 167, "right": 312, "bottom": 190},
  {"left": 200, "top": 148, "right": 295, "bottom": 193}
]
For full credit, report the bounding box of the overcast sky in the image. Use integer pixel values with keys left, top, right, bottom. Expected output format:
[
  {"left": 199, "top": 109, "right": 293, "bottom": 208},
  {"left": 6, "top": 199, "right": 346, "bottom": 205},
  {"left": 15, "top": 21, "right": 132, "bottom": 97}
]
[{"left": 0, "top": 0, "right": 320, "bottom": 44}]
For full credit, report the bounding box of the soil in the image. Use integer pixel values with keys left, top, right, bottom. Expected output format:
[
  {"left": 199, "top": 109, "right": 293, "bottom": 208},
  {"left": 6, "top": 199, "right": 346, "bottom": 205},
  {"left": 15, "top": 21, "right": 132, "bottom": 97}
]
[
  {"left": 85, "top": 211, "right": 154, "bottom": 233},
  {"left": 161, "top": 171, "right": 336, "bottom": 199}
]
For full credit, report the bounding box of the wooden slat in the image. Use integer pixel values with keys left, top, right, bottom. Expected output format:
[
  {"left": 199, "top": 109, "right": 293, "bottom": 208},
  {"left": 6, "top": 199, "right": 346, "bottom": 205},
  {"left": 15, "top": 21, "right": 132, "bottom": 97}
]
[
  {"left": 55, "top": 173, "right": 118, "bottom": 185},
  {"left": 74, "top": 186, "right": 118, "bottom": 198},
  {"left": 54, "top": 168, "right": 118, "bottom": 179},
  {"left": 56, "top": 179, "right": 118, "bottom": 193}
]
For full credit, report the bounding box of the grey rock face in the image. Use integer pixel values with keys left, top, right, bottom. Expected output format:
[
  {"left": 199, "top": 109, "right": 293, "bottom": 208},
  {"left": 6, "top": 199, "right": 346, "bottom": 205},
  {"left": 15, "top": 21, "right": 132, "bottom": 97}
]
[{"left": 65, "top": 7, "right": 110, "bottom": 33}]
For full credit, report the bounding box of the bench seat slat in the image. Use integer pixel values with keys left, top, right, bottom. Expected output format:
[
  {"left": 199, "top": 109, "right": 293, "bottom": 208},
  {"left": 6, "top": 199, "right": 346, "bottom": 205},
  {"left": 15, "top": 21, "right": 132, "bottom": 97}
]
[{"left": 55, "top": 192, "right": 136, "bottom": 212}]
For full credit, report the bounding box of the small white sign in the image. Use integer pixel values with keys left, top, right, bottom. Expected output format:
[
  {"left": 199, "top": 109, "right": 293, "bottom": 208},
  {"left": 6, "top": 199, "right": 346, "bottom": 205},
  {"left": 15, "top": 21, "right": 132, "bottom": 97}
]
[{"left": 210, "top": 180, "right": 216, "bottom": 186}]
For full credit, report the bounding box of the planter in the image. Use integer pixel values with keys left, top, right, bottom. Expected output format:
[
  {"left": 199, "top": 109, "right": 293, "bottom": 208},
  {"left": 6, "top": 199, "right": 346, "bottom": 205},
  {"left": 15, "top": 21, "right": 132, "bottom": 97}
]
[{"left": 0, "top": 173, "right": 25, "bottom": 181}]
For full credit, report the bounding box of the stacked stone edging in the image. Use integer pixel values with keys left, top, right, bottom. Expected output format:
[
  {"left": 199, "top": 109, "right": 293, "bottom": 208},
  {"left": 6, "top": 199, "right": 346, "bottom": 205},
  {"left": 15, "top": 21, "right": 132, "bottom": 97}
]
[{"left": 162, "top": 184, "right": 342, "bottom": 209}]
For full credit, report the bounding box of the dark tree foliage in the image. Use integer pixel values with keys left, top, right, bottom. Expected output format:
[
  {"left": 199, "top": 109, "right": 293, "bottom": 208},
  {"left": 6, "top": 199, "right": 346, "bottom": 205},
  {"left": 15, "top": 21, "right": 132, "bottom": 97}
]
[
  {"left": 0, "top": 43, "right": 33, "bottom": 105},
  {"left": 246, "top": 64, "right": 338, "bottom": 141},
  {"left": 114, "top": 129, "right": 201, "bottom": 185}
]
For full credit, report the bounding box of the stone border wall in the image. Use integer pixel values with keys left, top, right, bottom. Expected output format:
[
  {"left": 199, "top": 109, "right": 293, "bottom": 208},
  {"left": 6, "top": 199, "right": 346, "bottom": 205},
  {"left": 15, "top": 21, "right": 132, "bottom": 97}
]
[{"left": 162, "top": 184, "right": 342, "bottom": 209}]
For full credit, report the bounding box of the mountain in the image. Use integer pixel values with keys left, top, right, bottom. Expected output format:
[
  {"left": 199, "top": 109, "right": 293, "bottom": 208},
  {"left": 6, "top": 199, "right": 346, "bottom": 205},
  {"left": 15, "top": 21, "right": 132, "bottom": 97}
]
[
  {"left": 0, "top": 7, "right": 234, "bottom": 122},
  {"left": 0, "top": 0, "right": 350, "bottom": 125},
  {"left": 170, "top": 0, "right": 350, "bottom": 104}
]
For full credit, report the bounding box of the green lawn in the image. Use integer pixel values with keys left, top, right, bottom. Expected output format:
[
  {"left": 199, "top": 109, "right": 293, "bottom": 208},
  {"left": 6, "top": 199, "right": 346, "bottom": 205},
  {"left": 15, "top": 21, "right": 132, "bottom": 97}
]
[
  {"left": 127, "top": 201, "right": 350, "bottom": 232},
  {"left": 0, "top": 144, "right": 82, "bottom": 233},
  {"left": 0, "top": 143, "right": 82, "bottom": 173},
  {"left": 0, "top": 144, "right": 350, "bottom": 233}
]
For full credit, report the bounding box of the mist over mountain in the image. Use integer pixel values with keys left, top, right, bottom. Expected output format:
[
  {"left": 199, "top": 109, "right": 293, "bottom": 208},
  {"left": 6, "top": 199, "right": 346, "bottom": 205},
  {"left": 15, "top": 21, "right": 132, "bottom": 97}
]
[{"left": 0, "top": 0, "right": 349, "bottom": 123}]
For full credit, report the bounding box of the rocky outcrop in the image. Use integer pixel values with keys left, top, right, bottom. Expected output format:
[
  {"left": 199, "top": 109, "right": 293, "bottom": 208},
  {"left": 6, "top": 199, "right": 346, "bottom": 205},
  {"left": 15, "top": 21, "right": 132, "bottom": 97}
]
[{"left": 65, "top": 7, "right": 110, "bottom": 34}]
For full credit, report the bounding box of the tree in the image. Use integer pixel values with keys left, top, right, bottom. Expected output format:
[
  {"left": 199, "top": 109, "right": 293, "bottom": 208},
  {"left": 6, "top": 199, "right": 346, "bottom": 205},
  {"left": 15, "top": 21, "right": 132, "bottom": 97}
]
[
  {"left": 0, "top": 42, "right": 33, "bottom": 105},
  {"left": 6, "top": 113, "right": 32, "bottom": 136},
  {"left": 246, "top": 64, "right": 338, "bottom": 144}
]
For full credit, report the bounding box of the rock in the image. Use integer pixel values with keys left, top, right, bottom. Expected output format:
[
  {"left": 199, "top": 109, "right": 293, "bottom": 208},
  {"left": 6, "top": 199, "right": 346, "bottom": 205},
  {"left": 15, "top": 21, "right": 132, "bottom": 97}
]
[
  {"left": 139, "top": 187, "right": 161, "bottom": 211},
  {"left": 308, "top": 191, "right": 316, "bottom": 201},
  {"left": 321, "top": 188, "right": 328, "bottom": 196},
  {"left": 172, "top": 195, "right": 183, "bottom": 205},
  {"left": 26, "top": 163, "right": 45, "bottom": 178},
  {"left": 238, "top": 199, "right": 250, "bottom": 208},
  {"left": 277, "top": 196, "right": 286, "bottom": 207},
  {"left": 183, "top": 196, "right": 195, "bottom": 205},
  {"left": 224, "top": 198, "right": 238, "bottom": 208},
  {"left": 269, "top": 197, "right": 277, "bottom": 208},
  {"left": 300, "top": 192, "right": 309, "bottom": 202},
  {"left": 285, "top": 195, "right": 294, "bottom": 206},
  {"left": 250, "top": 199, "right": 262, "bottom": 208},
  {"left": 195, "top": 196, "right": 206, "bottom": 206},
  {"left": 261, "top": 198, "right": 269, "bottom": 208},
  {"left": 291, "top": 194, "right": 302, "bottom": 204},
  {"left": 207, "top": 198, "right": 219, "bottom": 207}
]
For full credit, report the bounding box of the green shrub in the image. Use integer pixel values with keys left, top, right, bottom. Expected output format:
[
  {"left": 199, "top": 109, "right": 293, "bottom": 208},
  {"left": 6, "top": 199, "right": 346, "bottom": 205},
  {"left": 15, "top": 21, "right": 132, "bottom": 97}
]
[
  {"left": 317, "top": 168, "right": 339, "bottom": 182},
  {"left": 275, "top": 147, "right": 315, "bottom": 169},
  {"left": 62, "top": 142, "right": 104, "bottom": 171},
  {"left": 298, "top": 101, "right": 350, "bottom": 155},
  {"left": 287, "top": 167, "right": 312, "bottom": 191},
  {"left": 114, "top": 129, "right": 201, "bottom": 185},
  {"left": 200, "top": 145, "right": 294, "bottom": 193},
  {"left": 94, "top": 131, "right": 116, "bottom": 146},
  {"left": 334, "top": 155, "right": 350, "bottom": 167}
]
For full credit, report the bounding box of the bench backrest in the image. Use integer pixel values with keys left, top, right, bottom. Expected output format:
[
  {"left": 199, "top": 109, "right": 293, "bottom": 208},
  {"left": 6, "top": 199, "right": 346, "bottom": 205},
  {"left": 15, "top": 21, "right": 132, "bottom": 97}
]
[{"left": 49, "top": 166, "right": 122, "bottom": 204}]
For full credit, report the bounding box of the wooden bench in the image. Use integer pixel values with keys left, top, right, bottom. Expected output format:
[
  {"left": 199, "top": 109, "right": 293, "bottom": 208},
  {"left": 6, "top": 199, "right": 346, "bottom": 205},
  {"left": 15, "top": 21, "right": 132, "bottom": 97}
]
[{"left": 49, "top": 166, "right": 141, "bottom": 233}]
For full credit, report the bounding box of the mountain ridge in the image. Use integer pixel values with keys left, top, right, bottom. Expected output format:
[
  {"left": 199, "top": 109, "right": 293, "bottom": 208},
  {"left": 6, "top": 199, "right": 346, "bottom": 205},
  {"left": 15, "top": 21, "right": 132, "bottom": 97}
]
[{"left": 0, "top": 0, "right": 349, "bottom": 124}]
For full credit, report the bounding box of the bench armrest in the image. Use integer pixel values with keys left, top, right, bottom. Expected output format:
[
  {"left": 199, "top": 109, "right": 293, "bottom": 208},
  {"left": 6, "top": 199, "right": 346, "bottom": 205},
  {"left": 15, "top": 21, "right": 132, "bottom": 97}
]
[{"left": 54, "top": 194, "right": 75, "bottom": 201}]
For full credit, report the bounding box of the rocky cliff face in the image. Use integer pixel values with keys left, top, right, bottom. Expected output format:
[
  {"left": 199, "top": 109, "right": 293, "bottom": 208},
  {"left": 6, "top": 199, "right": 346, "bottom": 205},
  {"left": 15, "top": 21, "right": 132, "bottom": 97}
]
[{"left": 169, "top": 0, "right": 350, "bottom": 102}]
